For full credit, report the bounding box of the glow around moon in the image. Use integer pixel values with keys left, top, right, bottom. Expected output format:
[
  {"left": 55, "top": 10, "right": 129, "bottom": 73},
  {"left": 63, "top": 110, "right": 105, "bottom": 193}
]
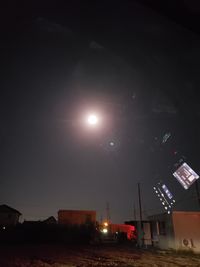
[{"left": 87, "top": 114, "right": 98, "bottom": 125}]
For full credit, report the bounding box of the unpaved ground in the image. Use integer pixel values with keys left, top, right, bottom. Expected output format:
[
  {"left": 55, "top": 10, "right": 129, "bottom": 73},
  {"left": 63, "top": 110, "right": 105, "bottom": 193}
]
[{"left": 0, "top": 244, "right": 200, "bottom": 267}]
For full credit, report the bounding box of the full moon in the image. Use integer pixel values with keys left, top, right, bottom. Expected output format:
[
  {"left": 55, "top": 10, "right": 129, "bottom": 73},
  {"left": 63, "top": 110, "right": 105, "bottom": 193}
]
[{"left": 87, "top": 114, "right": 98, "bottom": 125}]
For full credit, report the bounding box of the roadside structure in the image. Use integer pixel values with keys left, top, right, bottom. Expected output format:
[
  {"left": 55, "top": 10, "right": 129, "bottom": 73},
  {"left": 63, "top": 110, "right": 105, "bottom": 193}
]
[
  {"left": 125, "top": 220, "right": 152, "bottom": 247},
  {"left": 43, "top": 216, "right": 57, "bottom": 224},
  {"left": 148, "top": 211, "right": 200, "bottom": 252},
  {"left": 0, "top": 204, "right": 22, "bottom": 227},
  {"left": 58, "top": 210, "right": 96, "bottom": 225}
]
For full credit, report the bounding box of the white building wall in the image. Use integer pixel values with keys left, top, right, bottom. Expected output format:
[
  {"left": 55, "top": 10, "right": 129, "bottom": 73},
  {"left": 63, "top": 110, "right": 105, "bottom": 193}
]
[{"left": 173, "top": 211, "right": 200, "bottom": 252}]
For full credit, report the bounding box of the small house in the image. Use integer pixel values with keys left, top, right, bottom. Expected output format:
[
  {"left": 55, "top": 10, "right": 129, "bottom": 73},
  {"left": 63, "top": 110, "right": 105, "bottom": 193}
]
[
  {"left": 58, "top": 210, "right": 96, "bottom": 225},
  {"left": 149, "top": 211, "right": 200, "bottom": 252},
  {"left": 43, "top": 216, "right": 57, "bottom": 224},
  {"left": 0, "top": 204, "right": 21, "bottom": 227}
]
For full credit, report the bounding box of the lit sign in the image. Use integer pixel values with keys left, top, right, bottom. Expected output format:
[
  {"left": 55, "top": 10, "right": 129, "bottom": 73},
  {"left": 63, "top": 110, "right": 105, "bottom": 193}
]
[
  {"left": 153, "top": 182, "right": 175, "bottom": 214},
  {"left": 173, "top": 162, "right": 199, "bottom": 190},
  {"left": 162, "top": 184, "right": 173, "bottom": 199}
]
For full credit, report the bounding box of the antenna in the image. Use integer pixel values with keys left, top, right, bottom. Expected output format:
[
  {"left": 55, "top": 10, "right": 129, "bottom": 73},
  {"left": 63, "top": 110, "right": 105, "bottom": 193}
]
[
  {"left": 106, "top": 201, "right": 111, "bottom": 223},
  {"left": 133, "top": 203, "right": 137, "bottom": 221}
]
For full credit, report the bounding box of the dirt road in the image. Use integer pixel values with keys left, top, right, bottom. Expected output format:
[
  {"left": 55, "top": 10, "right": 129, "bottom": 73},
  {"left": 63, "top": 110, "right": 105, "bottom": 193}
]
[{"left": 0, "top": 244, "right": 200, "bottom": 267}]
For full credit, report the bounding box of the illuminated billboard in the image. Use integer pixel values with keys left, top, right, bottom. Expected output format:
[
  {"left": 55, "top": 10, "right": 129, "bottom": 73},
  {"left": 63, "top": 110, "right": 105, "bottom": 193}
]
[
  {"left": 161, "top": 184, "right": 173, "bottom": 200},
  {"left": 153, "top": 182, "right": 175, "bottom": 214},
  {"left": 173, "top": 162, "right": 199, "bottom": 190}
]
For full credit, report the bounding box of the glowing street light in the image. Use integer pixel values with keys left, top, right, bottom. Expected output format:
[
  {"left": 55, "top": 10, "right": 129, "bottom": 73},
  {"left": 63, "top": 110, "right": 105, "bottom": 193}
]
[
  {"left": 103, "top": 222, "right": 108, "bottom": 227},
  {"left": 102, "top": 228, "right": 108, "bottom": 234}
]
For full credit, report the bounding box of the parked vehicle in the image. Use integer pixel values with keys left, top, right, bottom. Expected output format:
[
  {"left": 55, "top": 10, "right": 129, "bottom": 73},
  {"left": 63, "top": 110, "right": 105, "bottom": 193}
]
[{"left": 98, "top": 221, "right": 137, "bottom": 243}]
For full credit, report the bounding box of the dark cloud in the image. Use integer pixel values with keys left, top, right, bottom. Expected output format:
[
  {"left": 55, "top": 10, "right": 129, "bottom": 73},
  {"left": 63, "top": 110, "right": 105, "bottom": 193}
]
[{"left": 34, "top": 17, "right": 72, "bottom": 35}]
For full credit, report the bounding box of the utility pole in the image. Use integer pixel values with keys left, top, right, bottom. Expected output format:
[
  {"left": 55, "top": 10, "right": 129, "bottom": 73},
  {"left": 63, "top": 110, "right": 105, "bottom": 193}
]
[
  {"left": 106, "top": 202, "right": 111, "bottom": 223},
  {"left": 195, "top": 180, "right": 200, "bottom": 210},
  {"left": 138, "top": 183, "right": 143, "bottom": 224},
  {"left": 137, "top": 182, "right": 144, "bottom": 247},
  {"left": 100, "top": 214, "right": 103, "bottom": 224},
  {"left": 133, "top": 203, "right": 137, "bottom": 221}
]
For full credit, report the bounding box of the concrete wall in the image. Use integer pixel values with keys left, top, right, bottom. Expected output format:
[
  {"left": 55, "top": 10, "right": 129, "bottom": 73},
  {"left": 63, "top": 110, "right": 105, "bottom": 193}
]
[
  {"left": 172, "top": 211, "right": 200, "bottom": 252},
  {"left": 58, "top": 210, "right": 96, "bottom": 225}
]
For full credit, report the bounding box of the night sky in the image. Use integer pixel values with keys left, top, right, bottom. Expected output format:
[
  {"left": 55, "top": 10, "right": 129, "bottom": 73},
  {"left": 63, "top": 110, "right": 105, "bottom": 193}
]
[{"left": 1, "top": 1, "right": 200, "bottom": 223}]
